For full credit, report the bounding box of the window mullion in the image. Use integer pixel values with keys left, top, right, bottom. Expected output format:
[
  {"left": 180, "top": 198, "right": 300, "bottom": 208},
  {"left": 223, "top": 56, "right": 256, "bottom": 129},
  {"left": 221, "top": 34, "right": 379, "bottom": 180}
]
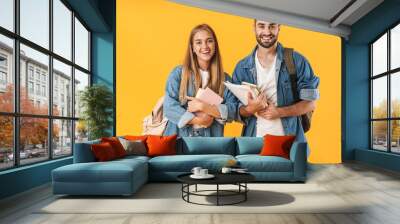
[
  {"left": 49, "top": 0, "right": 54, "bottom": 160},
  {"left": 388, "top": 30, "right": 391, "bottom": 153},
  {"left": 370, "top": 45, "right": 373, "bottom": 149},
  {"left": 13, "top": 0, "right": 20, "bottom": 167},
  {"left": 71, "top": 10, "right": 76, "bottom": 155}
]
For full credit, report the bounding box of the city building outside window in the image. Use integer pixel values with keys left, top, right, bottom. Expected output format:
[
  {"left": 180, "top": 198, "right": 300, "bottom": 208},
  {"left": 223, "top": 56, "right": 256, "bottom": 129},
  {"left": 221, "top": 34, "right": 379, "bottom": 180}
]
[
  {"left": 28, "top": 67, "right": 34, "bottom": 80},
  {"left": 28, "top": 81, "right": 34, "bottom": 94},
  {"left": 0, "top": 54, "right": 7, "bottom": 67},
  {"left": 0, "top": 71, "right": 6, "bottom": 85}
]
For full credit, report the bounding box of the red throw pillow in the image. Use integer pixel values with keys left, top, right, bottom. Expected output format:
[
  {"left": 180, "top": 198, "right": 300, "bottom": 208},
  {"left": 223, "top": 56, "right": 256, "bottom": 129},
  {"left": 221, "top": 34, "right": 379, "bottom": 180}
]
[
  {"left": 91, "top": 142, "right": 117, "bottom": 161},
  {"left": 101, "top": 137, "right": 127, "bottom": 158},
  {"left": 146, "top": 135, "right": 177, "bottom": 157},
  {"left": 260, "top": 134, "right": 296, "bottom": 159}
]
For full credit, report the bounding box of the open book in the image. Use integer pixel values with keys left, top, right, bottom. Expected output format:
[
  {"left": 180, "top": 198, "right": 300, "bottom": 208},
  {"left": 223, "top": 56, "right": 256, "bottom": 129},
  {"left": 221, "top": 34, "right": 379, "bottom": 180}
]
[
  {"left": 195, "top": 87, "right": 223, "bottom": 105},
  {"left": 224, "top": 81, "right": 261, "bottom": 105},
  {"left": 191, "top": 87, "right": 223, "bottom": 129}
]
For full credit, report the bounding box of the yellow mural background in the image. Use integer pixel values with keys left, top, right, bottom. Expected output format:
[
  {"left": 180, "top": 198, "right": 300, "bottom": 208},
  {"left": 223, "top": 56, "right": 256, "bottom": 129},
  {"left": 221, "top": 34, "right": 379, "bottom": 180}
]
[{"left": 116, "top": 0, "right": 342, "bottom": 163}]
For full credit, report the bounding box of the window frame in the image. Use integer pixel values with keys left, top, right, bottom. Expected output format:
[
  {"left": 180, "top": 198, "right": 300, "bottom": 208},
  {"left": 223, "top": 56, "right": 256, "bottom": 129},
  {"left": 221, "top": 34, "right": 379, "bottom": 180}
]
[
  {"left": 0, "top": 0, "right": 92, "bottom": 171},
  {"left": 370, "top": 20, "right": 400, "bottom": 154}
]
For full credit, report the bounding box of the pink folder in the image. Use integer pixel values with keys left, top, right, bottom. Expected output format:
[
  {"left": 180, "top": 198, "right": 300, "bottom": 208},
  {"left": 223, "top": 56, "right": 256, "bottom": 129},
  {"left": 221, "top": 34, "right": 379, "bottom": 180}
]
[{"left": 195, "top": 87, "right": 223, "bottom": 105}]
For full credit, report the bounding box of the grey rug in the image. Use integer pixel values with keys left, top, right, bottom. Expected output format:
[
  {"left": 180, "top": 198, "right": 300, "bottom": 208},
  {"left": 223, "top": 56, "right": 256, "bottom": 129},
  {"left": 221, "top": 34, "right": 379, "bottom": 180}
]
[{"left": 37, "top": 183, "right": 362, "bottom": 214}]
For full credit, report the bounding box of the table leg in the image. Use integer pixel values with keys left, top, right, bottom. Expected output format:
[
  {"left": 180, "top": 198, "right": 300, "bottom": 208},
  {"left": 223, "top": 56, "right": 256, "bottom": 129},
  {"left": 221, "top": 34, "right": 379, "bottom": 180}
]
[
  {"left": 217, "top": 184, "right": 219, "bottom": 206},
  {"left": 245, "top": 183, "right": 247, "bottom": 201},
  {"left": 195, "top": 184, "right": 197, "bottom": 192},
  {"left": 187, "top": 184, "right": 190, "bottom": 202},
  {"left": 181, "top": 184, "right": 183, "bottom": 199}
]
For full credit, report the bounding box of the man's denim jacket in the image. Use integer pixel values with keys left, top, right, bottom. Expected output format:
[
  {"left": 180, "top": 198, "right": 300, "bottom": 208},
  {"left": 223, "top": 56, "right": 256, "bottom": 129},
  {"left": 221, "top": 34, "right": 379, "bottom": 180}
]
[
  {"left": 163, "top": 66, "right": 237, "bottom": 137},
  {"left": 232, "top": 43, "right": 320, "bottom": 140}
]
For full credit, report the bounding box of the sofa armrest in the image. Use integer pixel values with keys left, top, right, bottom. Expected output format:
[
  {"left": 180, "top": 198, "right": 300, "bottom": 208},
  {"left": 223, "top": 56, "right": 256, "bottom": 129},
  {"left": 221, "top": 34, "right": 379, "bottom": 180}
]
[
  {"left": 73, "top": 140, "right": 100, "bottom": 163},
  {"left": 289, "top": 141, "right": 307, "bottom": 181}
]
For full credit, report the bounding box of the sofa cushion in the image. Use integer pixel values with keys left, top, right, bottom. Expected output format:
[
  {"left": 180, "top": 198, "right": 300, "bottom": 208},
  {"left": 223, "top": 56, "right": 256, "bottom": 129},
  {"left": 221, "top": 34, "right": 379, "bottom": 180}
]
[
  {"left": 118, "top": 138, "right": 147, "bottom": 156},
  {"left": 236, "top": 137, "right": 263, "bottom": 155},
  {"left": 52, "top": 159, "right": 147, "bottom": 183},
  {"left": 114, "top": 155, "right": 150, "bottom": 164},
  {"left": 260, "top": 135, "right": 296, "bottom": 159},
  {"left": 178, "top": 137, "right": 235, "bottom": 155},
  {"left": 236, "top": 155, "right": 293, "bottom": 172},
  {"left": 91, "top": 142, "right": 118, "bottom": 161},
  {"left": 148, "top": 154, "right": 235, "bottom": 172},
  {"left": 101, "top": 137, "right": 127, "bottom": 158},
  {"left": 147, "top": 135, "right": 177, "bottom": 157},
  {"left": 73, "top": 140, "right": 100, "bottom": 163}
]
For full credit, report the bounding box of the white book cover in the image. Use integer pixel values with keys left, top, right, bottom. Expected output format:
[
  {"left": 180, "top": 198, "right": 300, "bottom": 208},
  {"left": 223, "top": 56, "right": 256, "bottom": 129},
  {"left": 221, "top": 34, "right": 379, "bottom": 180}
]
[{"left": 224, "top": 81, "right": 259, "bottom": 105}]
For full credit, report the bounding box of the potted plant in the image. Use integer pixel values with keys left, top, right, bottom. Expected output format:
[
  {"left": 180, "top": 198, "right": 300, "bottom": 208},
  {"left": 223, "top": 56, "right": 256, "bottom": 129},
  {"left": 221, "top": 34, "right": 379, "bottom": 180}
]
[{"left": 79, "top": 84, "right": 113, "bottom": 140}]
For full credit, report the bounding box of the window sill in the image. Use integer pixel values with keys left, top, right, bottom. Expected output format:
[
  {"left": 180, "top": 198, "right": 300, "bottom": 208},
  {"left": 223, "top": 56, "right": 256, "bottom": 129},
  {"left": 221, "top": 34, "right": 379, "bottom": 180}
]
[
  {"left": 0, "top": 156, "right": 72, "bottom": 176},
  {"left": 355, "top": 148, "right": 400, "bottom": 172}
]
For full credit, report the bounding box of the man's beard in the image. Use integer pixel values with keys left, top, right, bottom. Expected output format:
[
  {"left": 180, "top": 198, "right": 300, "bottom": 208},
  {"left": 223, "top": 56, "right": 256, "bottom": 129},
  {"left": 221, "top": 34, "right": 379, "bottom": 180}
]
[{"left": 256, "top": 34, "right": 278, "bottom": 48}]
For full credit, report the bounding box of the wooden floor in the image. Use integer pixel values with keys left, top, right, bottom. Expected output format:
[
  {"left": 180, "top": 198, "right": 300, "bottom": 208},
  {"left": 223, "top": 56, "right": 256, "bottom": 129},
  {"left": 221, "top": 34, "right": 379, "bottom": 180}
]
[{"left": 1, "top": 162, "right": 400, "bottom": 224}]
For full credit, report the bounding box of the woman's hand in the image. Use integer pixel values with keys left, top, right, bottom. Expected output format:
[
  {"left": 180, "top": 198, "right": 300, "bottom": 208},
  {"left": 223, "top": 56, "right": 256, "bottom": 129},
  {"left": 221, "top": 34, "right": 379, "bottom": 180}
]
[
  {"left": 189, "top": 112, "right": 214, "bottom": 127},
  {"left": 186, "top": 96, "right": 208, "bottom": 113},
  {"left": 196, "top": 112, "right": 214, "bottom": 127}
]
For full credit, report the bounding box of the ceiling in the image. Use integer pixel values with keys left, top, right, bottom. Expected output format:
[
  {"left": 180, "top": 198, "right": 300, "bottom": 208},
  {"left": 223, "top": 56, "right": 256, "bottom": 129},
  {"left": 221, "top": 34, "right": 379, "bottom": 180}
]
[{"left": 168, "top": 0, "right": 384, "bottom": 38}]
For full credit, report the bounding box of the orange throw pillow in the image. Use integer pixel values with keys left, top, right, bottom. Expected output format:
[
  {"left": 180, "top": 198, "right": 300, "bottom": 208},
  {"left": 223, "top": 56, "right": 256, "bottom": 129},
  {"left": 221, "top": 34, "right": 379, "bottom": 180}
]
[
  {"left": 260, "top": 134, "right": 296, "bottom": 159},
  {"left": 101, "top": 137, "right": 127, "bottom": 158},
  {"left": 146, "top": 135, "right": 177, "bottom": 157},
  {"left": 91, "top": 142, "right": 117, "bottom": 161}
]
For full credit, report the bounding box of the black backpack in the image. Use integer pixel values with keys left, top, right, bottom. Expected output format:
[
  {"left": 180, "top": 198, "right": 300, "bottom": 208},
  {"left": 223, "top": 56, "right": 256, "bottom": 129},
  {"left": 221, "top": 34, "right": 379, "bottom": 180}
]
[{"left": 283, "top": 48, "right": 313, "bottom": 133}]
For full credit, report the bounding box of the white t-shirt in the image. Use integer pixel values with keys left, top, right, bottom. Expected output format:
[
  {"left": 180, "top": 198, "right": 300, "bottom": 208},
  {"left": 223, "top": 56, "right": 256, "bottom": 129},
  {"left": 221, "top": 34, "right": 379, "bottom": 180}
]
[
  {"left": 255, "top": 51, "right": 285, "bottom": 137},
  {"left": 200, "top": 69, "right": 209, "bottom": 88},
  {"left": 192, "top": 69, "right": 210, "bottom": 129}
]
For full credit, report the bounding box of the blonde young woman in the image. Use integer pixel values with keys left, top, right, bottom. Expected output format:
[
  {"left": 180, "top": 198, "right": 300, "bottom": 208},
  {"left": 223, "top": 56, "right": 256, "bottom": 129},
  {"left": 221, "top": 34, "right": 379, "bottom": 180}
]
[{"left": 163, "top": 24, "right": 237, "bottom": 137}]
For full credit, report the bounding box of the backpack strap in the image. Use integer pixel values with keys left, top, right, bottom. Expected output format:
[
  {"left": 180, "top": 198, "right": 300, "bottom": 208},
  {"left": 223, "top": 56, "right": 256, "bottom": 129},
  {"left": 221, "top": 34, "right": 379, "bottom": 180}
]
[{"left": 283, "top": 48, "right": 299, "bottom": 101}]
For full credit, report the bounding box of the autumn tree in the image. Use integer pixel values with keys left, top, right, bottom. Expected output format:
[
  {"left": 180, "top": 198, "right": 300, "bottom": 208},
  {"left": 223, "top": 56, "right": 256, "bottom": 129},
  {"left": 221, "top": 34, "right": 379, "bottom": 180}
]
[
  {"left": 0, "top": 85, "right": 14, "bottom": 150},
  {"left": 372, "top": 99, "right": 400, "bottom": 143},
  {"left": 0, "top": 84, "right": 60, "bottom": 152}
]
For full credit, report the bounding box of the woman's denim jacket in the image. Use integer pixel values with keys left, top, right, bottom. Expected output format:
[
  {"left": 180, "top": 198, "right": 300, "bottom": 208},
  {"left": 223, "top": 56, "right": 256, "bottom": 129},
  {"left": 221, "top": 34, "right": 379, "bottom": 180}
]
[
  {"left": 232, "top": 43, "right": 320, "bottom": 141},
  {"left": 163, "top": 66, "right": 237, "bottom": 137}
]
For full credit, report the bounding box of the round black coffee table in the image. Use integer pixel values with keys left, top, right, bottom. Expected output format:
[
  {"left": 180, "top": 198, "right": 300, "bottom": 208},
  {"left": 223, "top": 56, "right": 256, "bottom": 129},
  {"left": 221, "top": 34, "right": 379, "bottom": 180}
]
[{"left": 177, "top": 173, "right": 255, "bottom": 206}]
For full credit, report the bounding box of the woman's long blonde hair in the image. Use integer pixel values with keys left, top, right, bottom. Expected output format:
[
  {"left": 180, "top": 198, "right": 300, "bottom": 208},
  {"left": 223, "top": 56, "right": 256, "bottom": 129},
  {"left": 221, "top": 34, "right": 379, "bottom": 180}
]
[{"left": 179, "top": 24, "right": 225, "bottom": 104}]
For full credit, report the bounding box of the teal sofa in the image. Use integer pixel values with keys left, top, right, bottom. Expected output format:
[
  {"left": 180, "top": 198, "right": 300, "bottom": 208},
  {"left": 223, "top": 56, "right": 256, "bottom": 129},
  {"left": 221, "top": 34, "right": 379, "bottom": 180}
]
[{"left": 52, "top": 137, "right": 307, "bottom": 196}]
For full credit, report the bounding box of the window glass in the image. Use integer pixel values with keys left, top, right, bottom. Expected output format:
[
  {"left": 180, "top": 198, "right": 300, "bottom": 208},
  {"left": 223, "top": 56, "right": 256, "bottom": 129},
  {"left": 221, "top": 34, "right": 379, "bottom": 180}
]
[
  {"left": 53, "top": 119, "right": 72, "bottom": 158},
  {"left": 0, "top": 35, "right": 14, "bottom": 113},
  {"left": 20, "top": 44, "right": 49, "bottom": 115},
  {"left": 372, "top": 121, "right": 388, "bottom": 151},
  {"left": 391, "top": 24, "right": 400, "bottom": 70},
  {"left": 74, "top": 18, "right": 89, "bottom": 70},
  {"left": 53, "top": 0, "right": 72, "bottom": 60},
  {"left": 20, "top": 117, "right": 49, "bottom": 165},
  {"left": 391, "top": 72, "right": 400, "bottom": 118},
  {"left": 372, "top": 33, "right": 387, "bottom": 76},
  {"left": 0, "top": 0, "right": 14, "bottom": 32},
  {"left": 53, "top": 59, "right": 72, "bottom": 117},
  {"left": 20, "top": 0, "right": 49, "bottom": 49},
  {"left": 74, "top": 69, "right": 89, "bottom": 118},
  {"left": 391, "top": 120, "right": 400, "bottom": 153},
  {"left": 75, "top": 120, "right": 88, "bottom": 143},
  {"left": 372, "top": 77, "right": 387, "bottom": 119},
  {"left": 0, "top": 116, "right": 14, "bottom": 170}
]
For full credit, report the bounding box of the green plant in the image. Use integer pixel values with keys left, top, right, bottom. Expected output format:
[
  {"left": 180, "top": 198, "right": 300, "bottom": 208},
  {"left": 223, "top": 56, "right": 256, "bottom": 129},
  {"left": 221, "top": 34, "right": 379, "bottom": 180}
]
[{"left": 79, "top": 84, "right": 113, "bottom": 140}]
